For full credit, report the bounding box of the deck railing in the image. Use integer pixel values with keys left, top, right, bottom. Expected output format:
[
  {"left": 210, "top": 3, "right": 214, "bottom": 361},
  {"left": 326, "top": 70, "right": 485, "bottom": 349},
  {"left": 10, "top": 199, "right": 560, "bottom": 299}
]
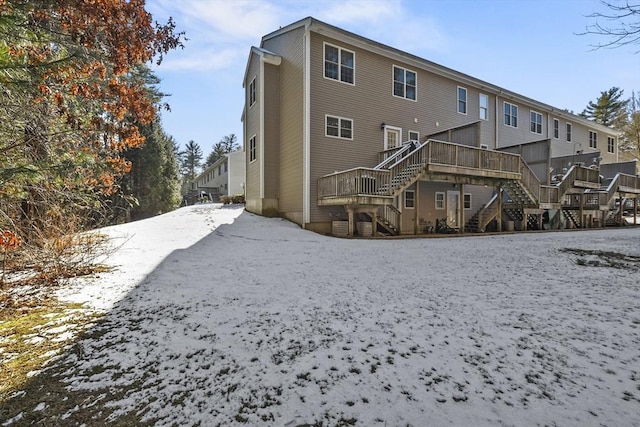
[
  {"left": 319, "top": 139, "right": 525, "bottom": 200},
  {"left": 597, "top": 173, "right": 640, "bottom": 207},
  {"left": 426, "top": 140, "right": 520, "bottom": 173},
  {"left": 318, "top": 167, "right": 391, "bottom": 199},
  {"left": 539, "top": 185, "right": 559, "bottom": 204}
]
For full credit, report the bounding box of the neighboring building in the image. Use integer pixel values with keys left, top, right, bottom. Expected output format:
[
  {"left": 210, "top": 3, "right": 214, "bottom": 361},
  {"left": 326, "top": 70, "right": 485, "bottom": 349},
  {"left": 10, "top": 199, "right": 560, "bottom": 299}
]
[
  {"left": 194, "top": 150, "right": 245, "bottom": 201},
  {"left": 242, "top": 17, "right": 639, "bottom": 235}
]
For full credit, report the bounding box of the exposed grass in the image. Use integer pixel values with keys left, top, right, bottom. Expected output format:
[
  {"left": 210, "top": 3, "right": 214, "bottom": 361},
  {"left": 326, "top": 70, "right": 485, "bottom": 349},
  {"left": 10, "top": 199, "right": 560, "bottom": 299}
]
[
  {"left": 0, "top": 300, "right": 99, "bottom": 400},
  {"left": 560, "top": 248, "right": 640, "bottom": 270}
]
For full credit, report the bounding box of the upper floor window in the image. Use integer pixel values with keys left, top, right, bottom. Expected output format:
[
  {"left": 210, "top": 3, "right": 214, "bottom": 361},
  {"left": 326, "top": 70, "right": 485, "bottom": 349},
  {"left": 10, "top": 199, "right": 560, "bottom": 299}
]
[
  {"left": 249, "top": 135, "right": 256, "bottom": 162},
  {"left": 607, "top": 136, "right": 615, "bottom": 153},
  {"left": 479, "top": 94, "right": 488, "bottom": 120},
  {"left": 248, "top": 77, "right": 256, "bottom": 107},
  {"left": 566, "top": 123, "right": 572, "bottom": 142},
  {"left": 504, "top": 102, "right": 518, "bottom": 127},
  {"left": 553, "top": 119, "right": 559, "bottom": 139},
  {"left": 326, "top": 115, "right": 353, "bottom": 140},
  {"left": 589, "top": 130, "right": 597, "bottom": 148},
  {"left": 530, "top": 111, "right": 542, "bottom": 134},
  {"left": 324, "top": 43, "right": 354, "bottom": 84},
  {"left": 393, "top": 66, "right": 416, "bottom": 100},
  {"left": 218, "top": 165, "right": 222, "bottom": 175},
  {"left": 224, "top": 161, "right": 228, "bottom": 172},
  {"left": 457, "top": 86, "right": 467, "bottom": 114},
  {"left": 408, "top": 130, "right": 419, "bottom": 141}
]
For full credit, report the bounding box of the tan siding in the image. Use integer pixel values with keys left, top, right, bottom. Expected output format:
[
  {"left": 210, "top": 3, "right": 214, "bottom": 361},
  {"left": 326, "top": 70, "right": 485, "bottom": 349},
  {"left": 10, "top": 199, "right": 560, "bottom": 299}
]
[
  {"left": 263, "top": 27, "right": 305, "bottom": 220},
  {"left": 245, "top": 52, "right": 261, "bottom": 205},
  {"left": 263, "top": 63, "right": 280, "bottom": 200}
]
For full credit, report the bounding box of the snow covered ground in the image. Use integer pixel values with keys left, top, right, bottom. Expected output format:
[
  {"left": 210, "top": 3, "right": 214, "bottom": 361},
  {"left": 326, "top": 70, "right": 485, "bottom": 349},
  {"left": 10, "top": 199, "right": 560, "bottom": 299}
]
[{"left": 4, "top": 204, "right": 640, "bottom": 426}]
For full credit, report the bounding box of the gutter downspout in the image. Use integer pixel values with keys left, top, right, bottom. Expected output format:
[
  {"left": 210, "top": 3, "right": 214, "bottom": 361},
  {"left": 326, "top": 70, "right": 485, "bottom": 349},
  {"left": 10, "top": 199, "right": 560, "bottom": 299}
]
[{"left": 303, "top": 24, "right": 311, "bottom": 227}]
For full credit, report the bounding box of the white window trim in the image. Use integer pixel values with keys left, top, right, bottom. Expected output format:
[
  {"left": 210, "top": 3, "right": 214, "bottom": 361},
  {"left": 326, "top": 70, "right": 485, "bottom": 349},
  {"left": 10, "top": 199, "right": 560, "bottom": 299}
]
[
  {"left": 392, "top": 65, "right": 417, "bottom": 102},
  {"left": 408, "top": 130, "right": 419, "bottom": 142},
  {"left": 504, "top": 101, "right": 518, "bottom": 128},
  {"left": 383, "top": 125, "right": 402, "bottom": 150},
  {"left": 323, "top": 42, "right": 355, "bottom": 86},
  {"left": 589, "top": 130, "right": 598, "bottom": 149},
  {"left": 566, "top": 122, "right": 572, "bottom": 142},
  {"left": 457, "top": 86, "right": 467, "bottom": 115},
  {"left": 530, "top": 110, "right": 543, "bottom": 135},
  {"left": 607, "top": 136, "right": 615, "bottom": 153},
  {"left": 249, "top": 76, "right": 256, "bottom": 107},
  {"left": 464, "top": 193, "right": 472, "bottom": 210},
  {"left": 553, "top": 118, "right": 559, "bottom": 139},
  {"left": 404, "top": 190, "right": 415, "bottom": 209},
  {"left": 435, "top": 191, "right": 445, "bottom": 210},
  {"left": 249, "top": 134, "right": 257, "bottom": 163},
  {"left": 479, "top": 93, "right": 488, "bottom": 121},
  {"left": 325, "top": 114, "right": 353, "bottom": 140}
]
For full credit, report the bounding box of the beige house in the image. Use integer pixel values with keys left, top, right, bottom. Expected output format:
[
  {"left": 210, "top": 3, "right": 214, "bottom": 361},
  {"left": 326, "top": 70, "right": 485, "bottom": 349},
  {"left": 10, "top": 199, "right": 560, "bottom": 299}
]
[
  {"left": 194, "top": 150, "right": 245, "bottom": 201},
  {"left": 242, "top": 17, "right": 639, "bottom": 236}
]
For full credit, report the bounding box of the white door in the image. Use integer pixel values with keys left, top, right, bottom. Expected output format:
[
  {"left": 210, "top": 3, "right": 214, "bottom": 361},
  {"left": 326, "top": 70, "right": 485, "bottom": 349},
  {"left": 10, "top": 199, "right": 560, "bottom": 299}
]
[
  {"left": 384, "top": 126, "right": 402, "bottom": 150},
  {"left": 447, "top": 191, "right": 460, "bottom": 228}
]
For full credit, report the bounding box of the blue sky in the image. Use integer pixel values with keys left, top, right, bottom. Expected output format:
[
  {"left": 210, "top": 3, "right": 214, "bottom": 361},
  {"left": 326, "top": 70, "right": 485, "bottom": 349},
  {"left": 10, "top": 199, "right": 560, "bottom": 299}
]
[{"left": 146, "top": 0, "right": 639, "bottom": 154}]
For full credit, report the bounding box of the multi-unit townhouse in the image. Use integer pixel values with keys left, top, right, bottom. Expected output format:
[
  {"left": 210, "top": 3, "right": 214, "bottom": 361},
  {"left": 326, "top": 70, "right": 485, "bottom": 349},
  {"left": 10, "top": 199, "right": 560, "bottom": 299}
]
[
  {"left": 242, "top": 17, "right": 639, "bottom": 236},
  {"left": 193, "top": 150, "right": 245, "bottom": 202}
]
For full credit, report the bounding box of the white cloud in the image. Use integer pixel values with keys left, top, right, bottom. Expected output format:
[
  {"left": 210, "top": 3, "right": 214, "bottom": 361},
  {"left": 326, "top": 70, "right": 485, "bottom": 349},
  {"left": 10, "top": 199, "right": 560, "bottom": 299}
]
[{"left": 148, "top": 0, "right": 449, "bottom": 73}]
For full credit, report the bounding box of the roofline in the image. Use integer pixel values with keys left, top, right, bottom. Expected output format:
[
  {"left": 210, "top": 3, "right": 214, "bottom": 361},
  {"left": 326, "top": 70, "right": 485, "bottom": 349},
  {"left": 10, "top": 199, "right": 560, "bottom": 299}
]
[{"left": 262, "top": 17, "right": 615, "bottom": 135}]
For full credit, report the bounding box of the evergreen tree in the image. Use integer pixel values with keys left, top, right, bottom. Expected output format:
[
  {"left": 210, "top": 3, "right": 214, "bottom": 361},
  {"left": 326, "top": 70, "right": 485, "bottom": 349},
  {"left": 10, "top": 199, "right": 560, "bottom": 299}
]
[
  {"left": 180, "top": 140, "right": 203, "bottom": 187},
  {"left": 582, "top": 87, "right": 628, "bottom": 127},
  {"left": 125, "top": 119, "right": 180, "bottom": 220},
  {"left": 619, "top": 91, "right": 640, "bottom": 161},
  {"left": 205, "top": 134, "right": 238, "bottom": 167}
]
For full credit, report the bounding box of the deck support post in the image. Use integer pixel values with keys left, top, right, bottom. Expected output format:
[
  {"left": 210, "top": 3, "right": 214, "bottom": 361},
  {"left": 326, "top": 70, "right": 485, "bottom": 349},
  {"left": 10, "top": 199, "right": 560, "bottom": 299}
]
[
  {"left": 635, "top": 197, "right": 638, "bottom": 225},
  {"left": 538, "top": 209, "right": 543, "bottom": 230},
  {"left": 497, "top": 186, "right": 502, "bottom": 232},
  {"left": 459, "top": 183, "right": 465, "bottom": 234},
  {"left": 618, "top": 195, "right": 624, "bottom": 226},
  {"left": 347, "top": 207, "right": 355, "bottom": 237},
  {"left": 371, "top": 209, "right": 378, "bottom": 237},
  {"left": 579, "top": 194, "right": 585, "bottom": 228},
  {"left": 414, "top": 183, "right": 419, "bottom": 235}
]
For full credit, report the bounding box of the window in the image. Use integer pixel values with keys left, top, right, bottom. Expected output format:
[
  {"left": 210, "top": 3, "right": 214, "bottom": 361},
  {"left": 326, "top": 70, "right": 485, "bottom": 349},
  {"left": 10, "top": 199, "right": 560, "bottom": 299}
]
[
  {"left": 435, "top": 192, "right": 445, "bottom": 210},
  {"left": 248, "top": 77, "right": 256, "bottom": 107},
  {"left": 324, "top": 43, "right": 354, "bottom": 84},
  {"left": 249, "top": 135, "right": 256, "bottom": 162},
  {"left": 464, "top": 193, "right": 471, "bottom": 210},
  {"left": 408, "top": 131, "right": 419, "bottom": 142},
  {"left": 393, "top": 66, "right": 416, "bottom": 100},
  {"left": 479, "top": 94, "right": 488, "bottom": 120},
  {"left": 553, "top": 119, "right": 559, "bottom": 139},
  {"left": 607, "top": 136, "right": 615, "bottom": 153},
  {"left": 224, "top": 161, "right": 228, "bottom": 172},
  {"left": 326, "top": 115, "right": 353, "bottom": 140},
  {"left": 566, "top": 123, "right": 572, "bottom": 142},
  {"left": 589, "top": 130, "right": 597, "bottom": 148},
  {"left": 530, "top": 111, "right": 542, "bottom": 134},
  {"left": 457, "top": 86, "right": 467, "bottom": 114},
  {"left": 504, "top": 102, "right": 518, "bottom": 127},
  {"left": 404, "top": 190, "right": 415, "bottom": 209}
]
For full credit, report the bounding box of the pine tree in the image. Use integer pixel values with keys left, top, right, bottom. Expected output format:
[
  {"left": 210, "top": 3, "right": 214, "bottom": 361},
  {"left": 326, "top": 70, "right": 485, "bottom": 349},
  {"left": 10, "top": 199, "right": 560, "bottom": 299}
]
[
  {"left": 205, "top": 134, "right": 239, "bottom": 167},
  {"left": 582, "top": 87, "right": 628, "bottom": 127},
  {"left": 180, "top": 140, "right": 203, "bottom": 188}
]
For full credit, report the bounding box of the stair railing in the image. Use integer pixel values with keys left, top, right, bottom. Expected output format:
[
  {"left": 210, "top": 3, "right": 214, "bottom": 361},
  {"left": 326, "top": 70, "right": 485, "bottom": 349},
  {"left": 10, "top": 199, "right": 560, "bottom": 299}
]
[
  {"left": 516, "top": 157, "right": 541, "bottom": 204},
  {"left": 381, "top": 204, "right": 401, "bottom": 233},
  {"left": 475, "top": 193, "right": 499, "bottom": 231},
  {"left": 374, "top": 143, "right": 413, "bottom": 170}
]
